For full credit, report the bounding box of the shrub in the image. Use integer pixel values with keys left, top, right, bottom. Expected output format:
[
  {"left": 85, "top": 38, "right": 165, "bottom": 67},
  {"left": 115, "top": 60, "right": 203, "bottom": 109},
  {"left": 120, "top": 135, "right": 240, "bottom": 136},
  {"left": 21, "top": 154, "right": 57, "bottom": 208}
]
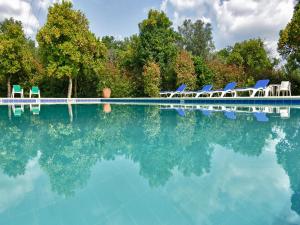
[
  {"left": 97, "top": 62, "right": 133, "bottom": 98},
  {"left": 175, "top": 50, "right": 197, "bottom": 90},
  {"left": 143, "top": 61, "right": 161, "bottom": 97},
  {"left": 193, "top": 56, "right": 214, "bottom": 87},
  {"left": 207, "top": 59, "right": 246, "bottom": 89}
]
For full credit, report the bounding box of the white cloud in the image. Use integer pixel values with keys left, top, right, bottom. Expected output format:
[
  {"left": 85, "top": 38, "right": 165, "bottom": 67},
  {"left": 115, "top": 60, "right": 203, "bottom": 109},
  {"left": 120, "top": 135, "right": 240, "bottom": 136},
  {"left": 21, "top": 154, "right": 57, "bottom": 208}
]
[
  {"left": 161, "top": 0, "right": 296, "bottom": 57},
  {"left": 164, "top": 141, "right": 300, "bottom": 224},
  {"left": 0, "top": 0, "right": 38, "bottom": 36},
  {"left": 0, "top": 0, "right": 71, "bottom": 38},
  {"left": 0, "top": 153, "right": 43, "bottom": 213}
]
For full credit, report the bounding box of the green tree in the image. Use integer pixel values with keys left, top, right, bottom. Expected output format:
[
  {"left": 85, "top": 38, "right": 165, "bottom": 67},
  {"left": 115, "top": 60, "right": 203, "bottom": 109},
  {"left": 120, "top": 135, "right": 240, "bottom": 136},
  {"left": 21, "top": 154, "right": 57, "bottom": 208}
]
[
  {"left": 278, "top": 1, "right": 300, "bottom": 94},
  {"left": 137, "top": 10, "right": 179, "bottom": 89},
  {"left": 225, "top": 39, "right": 272, "bottom": 79},
  {"left": 0, "top": 18, "right": 36, "bottom": 97},
  {"left": 178, "top": 19, "right": 214, "bottom": 58},
  {"left": 101, "top": 36, "right": 126, "bottom": 63},
  {"left": 174, "top": 50, "right": 197, "bottom": 90},
  {"left": 37, "top": 1, "right": 106, "bottom": 98},
  {"left": 143, "top": 61, "right": 161, "bottom": 97},
  {"left": 278, "top": 1, "right": 300, "bottom": 69}
]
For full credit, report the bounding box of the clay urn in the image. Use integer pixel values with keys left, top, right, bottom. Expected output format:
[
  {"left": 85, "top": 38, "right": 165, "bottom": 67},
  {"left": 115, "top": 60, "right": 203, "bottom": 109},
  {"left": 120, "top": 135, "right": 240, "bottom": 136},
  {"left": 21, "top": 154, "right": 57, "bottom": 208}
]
[{"left": 102, "top": 88, "right": 111, "bottom": 98}]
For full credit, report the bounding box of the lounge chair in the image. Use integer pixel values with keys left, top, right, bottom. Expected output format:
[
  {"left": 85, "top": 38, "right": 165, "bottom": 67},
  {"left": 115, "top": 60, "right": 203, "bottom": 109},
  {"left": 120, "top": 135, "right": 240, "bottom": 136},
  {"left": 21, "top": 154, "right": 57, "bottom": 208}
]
[
  {"left": 234, "top": 80, "right": 270, "bottom": 97},
  {"left": 160, "top": 84, "right": 187, "bottom": 98},
  {"left": 11, "top": 85, "right": 24, "bottom": 98},
  {"left": 30, "top": 86, "right": 41, "bottom": 98},
  {"left": 184, "top": 85, "right": 213, "bottom": 98},
  {"left": 277, "top": 81, "right": 291, "bottom": 96},
  {"left": 210, "top": 82, "right": 237, "bottom": 97}
]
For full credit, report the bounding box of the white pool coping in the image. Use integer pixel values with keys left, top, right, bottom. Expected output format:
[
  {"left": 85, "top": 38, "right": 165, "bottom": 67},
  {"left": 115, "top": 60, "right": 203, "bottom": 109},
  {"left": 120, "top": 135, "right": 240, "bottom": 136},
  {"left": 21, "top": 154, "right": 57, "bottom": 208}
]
[{"left": 0, "top": 96, "right": 300, "bottom": 106}]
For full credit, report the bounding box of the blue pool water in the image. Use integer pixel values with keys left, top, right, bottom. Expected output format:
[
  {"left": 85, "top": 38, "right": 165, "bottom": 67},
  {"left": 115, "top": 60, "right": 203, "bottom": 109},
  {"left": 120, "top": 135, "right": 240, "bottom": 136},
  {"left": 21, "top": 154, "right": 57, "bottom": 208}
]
[{"left": 0, "top": 104, "right": 300, "bottom": 225}]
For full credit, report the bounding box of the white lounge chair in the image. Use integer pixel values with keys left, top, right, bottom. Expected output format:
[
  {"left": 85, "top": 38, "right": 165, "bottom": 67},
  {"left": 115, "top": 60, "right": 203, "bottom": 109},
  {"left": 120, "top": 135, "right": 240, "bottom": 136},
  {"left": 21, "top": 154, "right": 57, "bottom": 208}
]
[
  {"left": 160, "top": 84, "right": 187, "bottom": 98},
  {"left": 234, "top": 80, "right": 270, "bottom": 97},
  {"left": 210, "top": 82, "right": 237, "bottom": 97},
  {"left": 183, "top": 85, "right": 213, "bottom": 98}
]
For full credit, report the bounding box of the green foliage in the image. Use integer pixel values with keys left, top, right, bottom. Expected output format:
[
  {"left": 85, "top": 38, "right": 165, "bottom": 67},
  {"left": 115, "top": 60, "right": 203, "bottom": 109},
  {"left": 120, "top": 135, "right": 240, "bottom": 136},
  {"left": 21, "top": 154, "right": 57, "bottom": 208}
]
[
  {"left": 97, "top": 62, "right": 133, "bottom": 97},
  {"left": 143, "top": 61, "right": 161, "bottom": 97},
  {"left": 0, "top": 18, "right": 40, "bottom": 97},
  {"left": 225, "top": 39, "right": 272, "bottom": 79},
  {"left": 207, "top": 59, "right": 246, "bottom": 88},
  {"left": 277, "top": 3, "right": 300, "bottom": 95},
  {"left": 278, "top": 3, "right": 300, "bottom": 70},
  {"left": 178, "top": 19, "right": 214, "bottom": 58},
  {"left": 137, "top": 10, "right": 180, "bottom": 89},
  {"left": 193, "top": 56, "right": 214, "bottom": 87},
  {"left": 102, "top": 36, "right": 127, "bottom": 63},
  {"left": 37, "top": 1, "right": 106, "bottom": 98},
  {"left": 0, "top": 6, "right": 297, "bottom": 97},
  {"left": 174, "top": 50, "right": 197, "bottom": 90}
]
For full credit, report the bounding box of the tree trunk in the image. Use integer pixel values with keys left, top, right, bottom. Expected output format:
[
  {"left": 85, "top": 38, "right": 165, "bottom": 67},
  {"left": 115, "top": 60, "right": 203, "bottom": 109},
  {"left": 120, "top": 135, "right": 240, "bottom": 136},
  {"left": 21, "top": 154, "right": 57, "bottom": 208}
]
[
  {"left": 7, "top": 75, "right": 12, "bottom": 97},
  {"left": 68, "top": 77, "right": 73, "bottom": 98},
  {"left": 74, "top": 76, "right": 77, "bottom": 98}
]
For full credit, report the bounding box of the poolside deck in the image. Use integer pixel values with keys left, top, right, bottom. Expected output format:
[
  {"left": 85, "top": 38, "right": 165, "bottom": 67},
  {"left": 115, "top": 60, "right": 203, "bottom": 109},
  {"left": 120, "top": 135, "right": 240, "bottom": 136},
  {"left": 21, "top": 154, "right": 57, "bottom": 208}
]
[{"left": 1, "top": 96, "right": 300, "bottom": 106}]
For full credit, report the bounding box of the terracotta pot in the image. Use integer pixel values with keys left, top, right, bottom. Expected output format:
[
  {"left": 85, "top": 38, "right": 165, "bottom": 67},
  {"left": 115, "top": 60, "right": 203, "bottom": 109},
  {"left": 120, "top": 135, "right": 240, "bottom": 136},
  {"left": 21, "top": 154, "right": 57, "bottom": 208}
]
[
  {"left": 102, "top": 88, "right": 111, "bottom": 98},
  {"left": 103, "top": 104, "right": 111, "bottom": 113}
]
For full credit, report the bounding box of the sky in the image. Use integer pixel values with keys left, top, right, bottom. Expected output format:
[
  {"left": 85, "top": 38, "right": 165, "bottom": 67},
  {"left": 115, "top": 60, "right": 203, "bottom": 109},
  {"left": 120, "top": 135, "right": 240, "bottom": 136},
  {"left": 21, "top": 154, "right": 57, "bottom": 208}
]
[{"left": 0, "top": 0, "right": 297, "bottom": 56}]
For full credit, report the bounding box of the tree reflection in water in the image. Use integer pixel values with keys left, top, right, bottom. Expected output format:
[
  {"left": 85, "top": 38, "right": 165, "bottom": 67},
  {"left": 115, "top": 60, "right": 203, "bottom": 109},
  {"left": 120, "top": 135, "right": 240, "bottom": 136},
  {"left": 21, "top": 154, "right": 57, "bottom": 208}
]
[{"left": 0, "top": 104, "right": 299, "bottom": 214}]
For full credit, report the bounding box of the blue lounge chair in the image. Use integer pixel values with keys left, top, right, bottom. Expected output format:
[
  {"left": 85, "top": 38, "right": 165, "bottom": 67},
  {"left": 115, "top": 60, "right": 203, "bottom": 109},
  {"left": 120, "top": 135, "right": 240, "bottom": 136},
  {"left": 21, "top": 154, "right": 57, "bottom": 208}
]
[
  {"left": 234, "top": 80, "right": 270, "bottom": 97},
  {"left": 184, "top": 85, "right": 213, "bottom": 98},
  {"left": 160, "top": 84, "right": 187, "bottom": 98},
  {"left": 254, "top": 112, "right": 269, "bottom": 122},
  {"left": 210, "top": 82, "right": 237, "bottom": 97}
]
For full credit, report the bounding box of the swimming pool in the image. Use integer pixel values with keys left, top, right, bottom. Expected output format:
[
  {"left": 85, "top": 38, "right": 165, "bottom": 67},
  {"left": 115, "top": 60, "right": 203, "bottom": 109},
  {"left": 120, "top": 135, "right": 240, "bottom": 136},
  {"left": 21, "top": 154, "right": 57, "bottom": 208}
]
[{"left": 0, "top": 104, "right": 299, "bottom": 225}]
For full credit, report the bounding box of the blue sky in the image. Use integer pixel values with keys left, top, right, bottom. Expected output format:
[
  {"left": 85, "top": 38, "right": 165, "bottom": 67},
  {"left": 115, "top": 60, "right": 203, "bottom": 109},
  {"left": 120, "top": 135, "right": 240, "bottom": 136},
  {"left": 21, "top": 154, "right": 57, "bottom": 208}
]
[
  {"left": 74, "top": 0, "right": 162, "bottom": 39},
  {"left": 0, "top": 0, "right": 297, "bottom": 55}
]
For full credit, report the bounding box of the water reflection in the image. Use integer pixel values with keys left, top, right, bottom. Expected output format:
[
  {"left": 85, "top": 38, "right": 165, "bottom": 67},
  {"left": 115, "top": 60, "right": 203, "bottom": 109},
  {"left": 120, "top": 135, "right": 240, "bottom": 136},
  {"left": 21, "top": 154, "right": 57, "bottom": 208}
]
[
  {"left": 30, "top": 104, "right": 40, "bottom": 115},
  {"left": 0, "top": 104, "right": 299, "bottom": 220},
  {"left": 12, "top": 104, "right": 24, "bottom": 117}
]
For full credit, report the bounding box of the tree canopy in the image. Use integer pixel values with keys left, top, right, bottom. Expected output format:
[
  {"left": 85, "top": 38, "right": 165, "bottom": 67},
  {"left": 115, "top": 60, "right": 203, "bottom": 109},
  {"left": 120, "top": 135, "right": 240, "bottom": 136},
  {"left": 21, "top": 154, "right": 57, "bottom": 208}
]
[
  {"left": 278, "top": 3, "right": 300, "bottom": 93},
  {"left": 178, "top": 19, "right": 214, "bottom": 58},
  {"left": 0, "top": 2, "right": 298, "bottom": 97},
  {"left": 0, "top": 18, "right": 39, "bottom": 97},
  {"left": 278, "top": 2, "right": 300, "bottom": 70},
  {"left": 37, "top": 1, "right": 106, "bottom": 98},
  {"left": 137, "top": 10, "right": 180, "bottom": 90}
]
